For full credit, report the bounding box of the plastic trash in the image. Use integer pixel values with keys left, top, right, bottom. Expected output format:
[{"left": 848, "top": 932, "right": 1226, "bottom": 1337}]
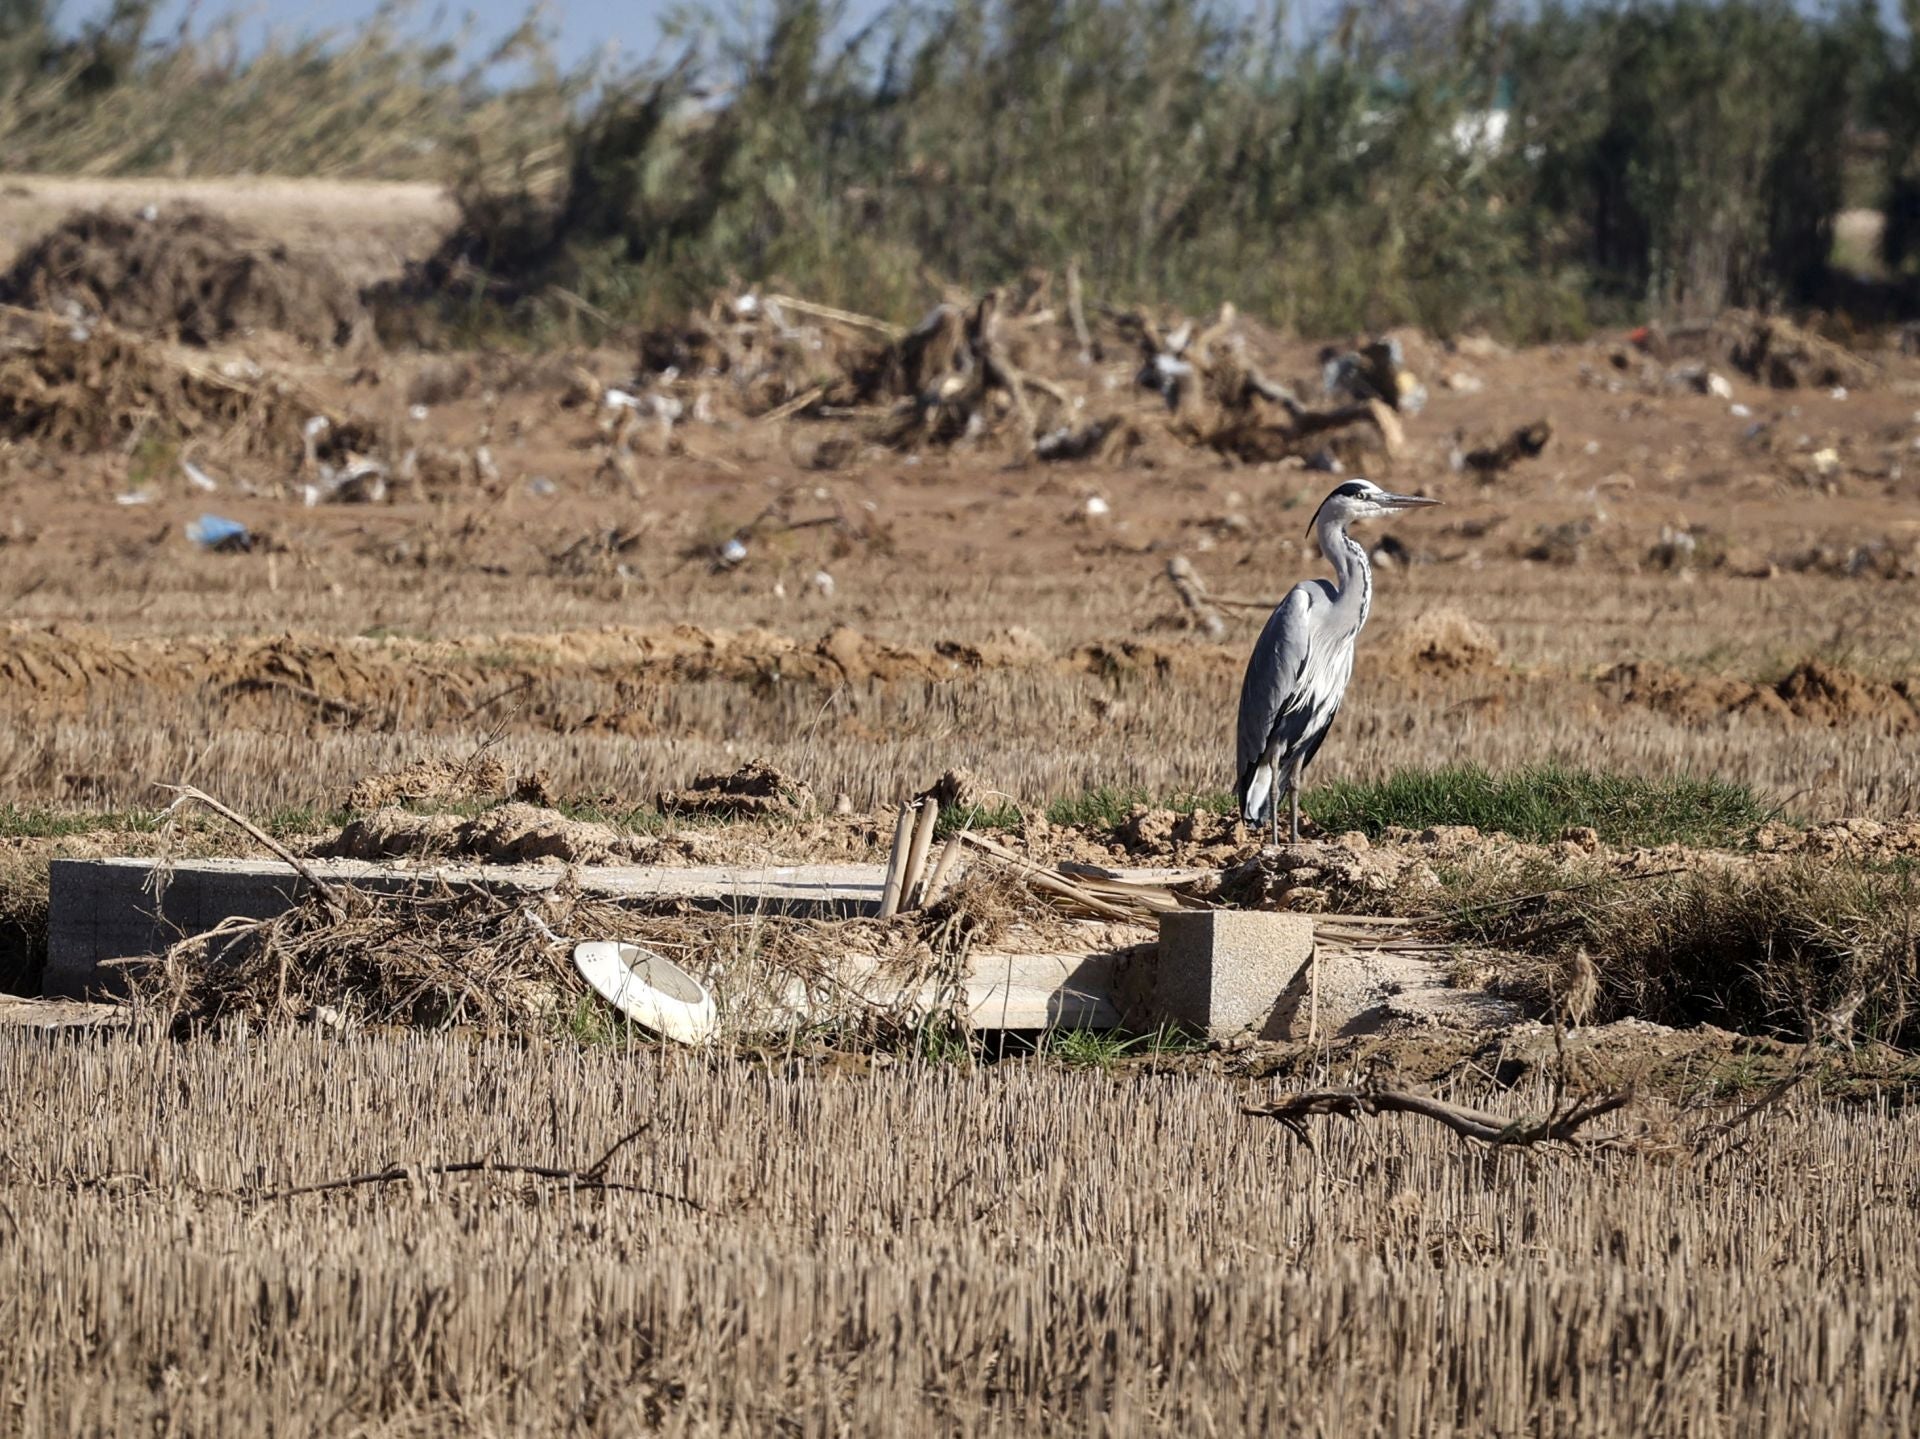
[
  {"left": 181, "top": 459, "right": 219, "bottom": 492},
  {"left": 572, "top": 942, "right": 716, "bottom": 1045},
  {"left": 719, "top": 537, "right": 748, "bottom": 567},
  {"left": 185, "top": 514, "right": 251, "bottom": 551}
]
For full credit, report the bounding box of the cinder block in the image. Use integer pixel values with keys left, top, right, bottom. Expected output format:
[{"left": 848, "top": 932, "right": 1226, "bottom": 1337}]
[{"left": 1150, "top": 911, "right": 1315, "bottom": 1040}]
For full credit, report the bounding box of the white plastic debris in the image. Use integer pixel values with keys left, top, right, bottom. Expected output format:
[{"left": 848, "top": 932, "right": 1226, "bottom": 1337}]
[
  {"left": 811, "top": 569, "right": 835, "bottom": 597},
  {"left": 719, "top": 537, "right": 749, "bottom": 567},
  {"left": 1584, "top": 440, "right": 1602, "bottom": 456},
  {"left": 1084, "top": 495, "right": 1111, "bottom": 518},
  {"left": 408, "top": 404, "right": 430, "bottom": 422},
  {"left": 138, "top": 203, "right": 158, "bottom": 222},
  {"left": 1729, "top": 403, "right": 1752, "bottom": 419},
  {"left": 527, "top": 476, "right": 558, "bottom": 497},
  {"left": 1706, "top": 372, "right": 1734, "bottom": 399},
  {"left": 1830, "top": 387, "right": 1849, "bottom": 401},
  {"left": 572, "top": 941, "right": 716, "bottom": 1045},
  {"left": 114, "top": 491, "right": 153, "bottom": 506},
  {"left": 1811, "top": 448, "right": 1840, "bottom": 476},
  {"left": 181, "top": 459, "right": 219, "bottom": 493},
  {"left": 602, "top": 388, "right": 641, "bottom": 411}
]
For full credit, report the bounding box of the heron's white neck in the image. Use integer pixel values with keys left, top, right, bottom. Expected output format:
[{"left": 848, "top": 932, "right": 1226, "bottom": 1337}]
[{"left": 1315, "top": 514, "right": 1373, "bottom": 630}]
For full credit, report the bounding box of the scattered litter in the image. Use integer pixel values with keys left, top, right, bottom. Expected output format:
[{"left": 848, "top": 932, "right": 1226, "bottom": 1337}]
[
  {"left": 528, "top": 476, "right": 558, "bottom": 497},
  {"left": 719, "top": 537, "right": 749, "bottom": 567},
  {"left": 1811, "top": 448, "right": 1841, "bottom": 477},
  {"left": 1084, "top": 495, "right": 1111, "bottom": 518},
  {"left": 572, "top": 941, "right": 717, "bottom": 1045},
  {"left": 114, "top": 491, "right": 153, "bottom": 506},
  {"left": 811, "top": 569, "right": 835, "bottom": 597},
  {"left": 1730, "top": 403, "right": 1752, "bottom": 418},
  {"left": 181, "top": 459, "right": 219, "bottom": 492},
  {"left": 1830, "top": 387, "right": 1848, "bottom": 401},
  {"left": 1706, "top": 372, "right": 1734, "bottom": 399},
  {"left": 185, "top": 514, "right": 252, "bottom": 552},
  {"left": 408, "top": 404, "right": 430, "bottom": 422}
]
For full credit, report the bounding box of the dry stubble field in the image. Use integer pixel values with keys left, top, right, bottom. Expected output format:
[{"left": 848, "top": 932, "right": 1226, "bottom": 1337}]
[{"left": 2, "top": 178, "right": 1919, "bottom": 1434}]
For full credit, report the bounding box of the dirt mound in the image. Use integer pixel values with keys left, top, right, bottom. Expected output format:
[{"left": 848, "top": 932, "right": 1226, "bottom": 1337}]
[
  {"left": 1388, "top": 609, "right": 1503, "bottom": 676},
  {"left": 1600, "top": 659, "right": 1918, "bottom": 730},
  {"left": 1772, "top": 661, "right": 1919, "bottom": 730},
  {"left": 342, "top": 757, "right": 510, "bottom": 812},
  {"left": 0, "top": 206, "right": 366, "bottom": 349},
  {"left": 316, "top": 803, "right": 659, "bottom": 866},
  {"left": 1756, "top": 817, "right": 1920, "bottom": 859},
  {"left": 658, "top": 761, "right": 816, "bottom": 819}
]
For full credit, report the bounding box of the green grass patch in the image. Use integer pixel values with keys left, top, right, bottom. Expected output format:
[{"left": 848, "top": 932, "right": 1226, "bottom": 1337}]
[
  {"left": 1302, "top": 766, "right": 1773, "bottom": 849},
  {"left": 1048, "top": 1024, "right": 1209, "bottom": 1069},
  {"left": 0, "top": 806, "right": 165, "bottom": 839}
]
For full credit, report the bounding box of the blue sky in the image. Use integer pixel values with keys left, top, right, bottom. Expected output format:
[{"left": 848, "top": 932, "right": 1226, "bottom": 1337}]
[
  {"left": 59, "top": 0, "right": 692, "bottom": 71},
  {"left": 57, "top": 0, "right": 1902, "bottom": 77}
]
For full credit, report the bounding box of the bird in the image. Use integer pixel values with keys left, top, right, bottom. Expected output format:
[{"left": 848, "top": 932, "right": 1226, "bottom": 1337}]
[{"left": 1236, "top": 479, "right": 1440, "bottom": 845}]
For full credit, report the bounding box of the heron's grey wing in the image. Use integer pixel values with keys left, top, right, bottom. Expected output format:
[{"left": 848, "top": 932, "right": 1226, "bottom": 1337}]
[{"left": 1236, "top": 585, "right": 1317, "bottom": 800}]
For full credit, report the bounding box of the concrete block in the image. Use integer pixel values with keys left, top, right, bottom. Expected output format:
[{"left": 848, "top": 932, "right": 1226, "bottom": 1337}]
[{"left": 1150, "top": 911, "right": 1315, "bottom": 1040}]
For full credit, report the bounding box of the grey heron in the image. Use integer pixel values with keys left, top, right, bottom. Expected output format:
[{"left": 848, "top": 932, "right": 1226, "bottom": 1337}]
[{"left": 1236, "top": 479, "right": 1440, "bottom": 845}]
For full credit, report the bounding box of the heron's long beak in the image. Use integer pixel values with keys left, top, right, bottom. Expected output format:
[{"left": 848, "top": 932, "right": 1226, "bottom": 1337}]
[{"left": 1381, "top": 492, "right": 1441, "bottom": 510}]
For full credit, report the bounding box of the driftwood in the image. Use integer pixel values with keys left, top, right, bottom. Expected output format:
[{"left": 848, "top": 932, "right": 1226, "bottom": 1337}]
[{"left": 1244, "top": 1087, "right": 1635, "bottom": 1149}]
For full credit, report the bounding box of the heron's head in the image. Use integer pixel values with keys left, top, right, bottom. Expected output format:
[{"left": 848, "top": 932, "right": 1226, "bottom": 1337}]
[{"left": 1307, "top": 478, "right": 1440, "bottom": 537}]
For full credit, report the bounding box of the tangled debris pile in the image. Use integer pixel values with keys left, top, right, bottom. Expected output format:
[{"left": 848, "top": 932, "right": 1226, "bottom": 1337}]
[
  {"left": 0, "top": 206, "right": 367, "bottom": 349},
  {"left": 1629, "top": 311, "right": 1877, "bottom": 391},
  {"left": 0, "top": 308, "right": 326, "bottom": 460},
  {"left": 612, "top": 278, "right": 1420, "bottom": 467}
]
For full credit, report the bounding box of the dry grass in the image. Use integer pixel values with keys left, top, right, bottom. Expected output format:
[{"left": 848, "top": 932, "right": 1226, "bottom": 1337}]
[
  {"left": 0, "top": 1028, "right": 1914, "bottom": 1433},
  {"left": 2, "top": 636, "right": 1917, "bottom": 820}
]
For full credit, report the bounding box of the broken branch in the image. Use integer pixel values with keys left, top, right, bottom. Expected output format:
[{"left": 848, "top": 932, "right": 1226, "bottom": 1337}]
[{"left": 1244, "top": 1086, "right": 1635, "bottom": 1149}]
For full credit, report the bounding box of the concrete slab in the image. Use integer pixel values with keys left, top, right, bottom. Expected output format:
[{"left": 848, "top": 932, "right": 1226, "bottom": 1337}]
[
  {"left": 1264, "top": 942, "right": 1523, "bottom": 1040},
  {"left": 46, "top": 856, "right": 891, "bottom": 1000},
  {"left": 43, "top": 856, "right": 1155, "bottom": 1030}
]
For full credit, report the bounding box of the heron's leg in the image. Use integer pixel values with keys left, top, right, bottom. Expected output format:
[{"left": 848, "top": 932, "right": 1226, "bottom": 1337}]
[{"left": 1287, "top": 757, "right": 1303, "bottom": 844}]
